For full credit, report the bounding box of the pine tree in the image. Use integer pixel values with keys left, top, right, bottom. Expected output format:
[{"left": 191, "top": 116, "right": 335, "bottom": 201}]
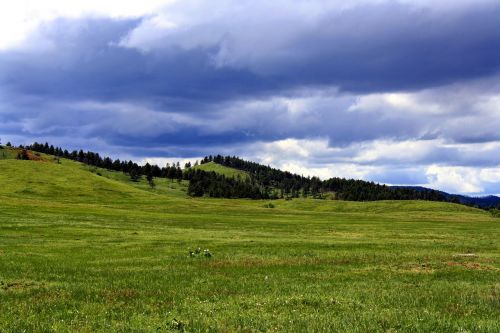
[
  {"left": 146, "top": 173, "right": 155, "bottom": 189},
  {"left": 130, "top": 168, "right": 141, "bottom": 182}
]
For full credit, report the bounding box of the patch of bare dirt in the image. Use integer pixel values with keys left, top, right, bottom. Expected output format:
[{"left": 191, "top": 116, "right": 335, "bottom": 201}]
[
  {"left": 102, "top": 288, "right": 140, "bottom": 302},
  {"left": 446, "top": 262, "right": 496, "bottom": 270},
  {"left": 0, "top": 280, "right": 44, "bottom": 291},
  {"left": 453, "top": 253, "right": 477, "bottom": 258}
]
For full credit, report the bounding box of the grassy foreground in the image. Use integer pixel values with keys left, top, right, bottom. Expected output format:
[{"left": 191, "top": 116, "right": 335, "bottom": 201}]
[{"left": 0, "top": 156, "right": 499, "bottom": 332}]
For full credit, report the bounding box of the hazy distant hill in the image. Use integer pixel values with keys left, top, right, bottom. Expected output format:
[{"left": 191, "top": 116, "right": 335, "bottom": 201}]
[{"left": 390, "top": 186, "right": 500, "bottom": 208}]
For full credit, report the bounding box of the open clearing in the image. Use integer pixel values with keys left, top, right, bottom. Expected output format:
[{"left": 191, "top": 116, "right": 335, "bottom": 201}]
[{"left": 0, "top": 157, "right": 499, "bottom": 332}]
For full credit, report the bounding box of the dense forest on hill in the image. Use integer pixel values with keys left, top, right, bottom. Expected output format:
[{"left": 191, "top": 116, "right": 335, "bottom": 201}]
[
  {"left": 15, "top": 142, "right": 490, "bottom": 206},
  {"left": 198, "top": 155, "right": 447, "bottom": 201}
]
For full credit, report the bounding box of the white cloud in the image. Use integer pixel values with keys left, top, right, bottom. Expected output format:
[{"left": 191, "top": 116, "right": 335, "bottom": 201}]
[
  {"left": 240, "top": 137, "right": 500, "bottom": 195},
  {"left": 0, "top": 0, "right": 170, "bottom": 50},
  {"left": 246, "top": 137, "right": 400, "bottom": 180},
  {"left": 349, "top": 93, "right": 446, "bottom": 115},
  {"left": 0, "top": 0, "right": 493, "bottom": 52},
  {"left": 425, "top": 166, "right": 484, "bottom": 194},
  {"left": 140, "top": 157, "right": 202, "bottom": 168}
]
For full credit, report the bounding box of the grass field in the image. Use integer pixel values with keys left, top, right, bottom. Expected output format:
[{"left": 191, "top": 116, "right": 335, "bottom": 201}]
[
  {"left": 0, "top": 151, "right": 499, "bottom": 332},
  {"left": 192, "top": 161, "right": 250, "bottom": 180}
]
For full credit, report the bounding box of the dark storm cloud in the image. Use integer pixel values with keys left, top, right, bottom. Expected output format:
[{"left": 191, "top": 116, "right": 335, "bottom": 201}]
[
  {"left": 281, "top": 3, "right": 500, "bottom": 92},
  {"left": 1, "top": 2, "right": 500, "bottom": 106},
  {"left": 0, "top": 19, "right": 275, "bottom": 110},
  {"left": 122, "top": 1, "right": 500, "bottom": 93}
]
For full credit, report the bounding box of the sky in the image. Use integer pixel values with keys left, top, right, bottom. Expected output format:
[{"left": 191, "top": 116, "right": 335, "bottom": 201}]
[{"left": 1, "top": 0, "right": 500, "bottom": 196}]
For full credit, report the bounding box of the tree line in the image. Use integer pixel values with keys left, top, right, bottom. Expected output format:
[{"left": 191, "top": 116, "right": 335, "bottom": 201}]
[
  {"left": 184, "top": 169, "right": 265, "bottom": 199},
  {"left": 199, "top": 155, "right": 447, "bottom": 202},
  {"left": 16, "top": 142, "right": 461, "bottom": 204},
  {"left": 26, "top": 142, "right": 260, "bottom": 197},
  {"left": 27, "top": 142, "right": 184, "bottom": 184}
]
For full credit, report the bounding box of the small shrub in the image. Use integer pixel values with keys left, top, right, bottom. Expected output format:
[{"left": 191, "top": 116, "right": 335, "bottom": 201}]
[
  {"left": 263, "top": 202, "right": 275, "bottom": 208},
  {"left": 188, "top": 247, "right": 212, "bottom": 258},
  {"left": 16, "top": 149, "right": 30, "bottom": 160},
  {"left": 170, "top": 318, "right": 185, "bottom": 331}
]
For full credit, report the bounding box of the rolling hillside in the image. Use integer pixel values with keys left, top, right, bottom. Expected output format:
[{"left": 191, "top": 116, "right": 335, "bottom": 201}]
[
  {"left": 191, "top": 161, "right": 250, "bottom": 179},
  {"left": 0, "top": 150, "right": 499, "bottom": 332}
]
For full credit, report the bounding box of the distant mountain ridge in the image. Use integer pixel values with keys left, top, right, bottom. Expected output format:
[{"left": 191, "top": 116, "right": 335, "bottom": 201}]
[{"left": 390, "top": 186, "right": 500, "bottom": 208}]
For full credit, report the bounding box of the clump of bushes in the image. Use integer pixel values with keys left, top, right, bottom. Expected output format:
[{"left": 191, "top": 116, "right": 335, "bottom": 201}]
[
  {"left": 188, "top": 247, "right": 212, "bottom": 258},
  {"left": 263, "top": 202, "right": 275, "bottom": 208},
  {"left": 16, "top": 149, "right": 30, "bottom": 160}
]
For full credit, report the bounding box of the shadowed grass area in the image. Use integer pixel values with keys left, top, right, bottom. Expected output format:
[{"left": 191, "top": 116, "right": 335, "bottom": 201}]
[{"left": 0, "top": 158, "right": 498, "bottom": 332}]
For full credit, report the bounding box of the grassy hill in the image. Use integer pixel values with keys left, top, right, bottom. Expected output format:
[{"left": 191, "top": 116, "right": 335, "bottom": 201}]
[
  {"left": 0, "top": 153, "right": 499, "bottom": 332},
  {"left": 0, "top": 146, "right": 19, "bottom": 159},
  {"left": 191, "top": 161, "right": 250, "bottom": 180}
]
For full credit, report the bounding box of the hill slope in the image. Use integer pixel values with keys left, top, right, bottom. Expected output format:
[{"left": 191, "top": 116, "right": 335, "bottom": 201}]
[
  {"left": 2, "top": 156, "right": 484, "bottom": 215},
  {"left": 191, "top": 161, "right": 250, "bottom": 179},
  {"left": 19, "top": 143, "right": 491, "bottom": 206},
  {"left": 0, "top": 159, "right": 150, "bottom": 203}
]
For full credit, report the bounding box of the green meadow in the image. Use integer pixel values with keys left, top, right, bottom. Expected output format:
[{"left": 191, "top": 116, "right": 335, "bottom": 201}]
[
  {"left": 192, "top": 161, "right": 250, "bottom": 180},
  {"left": 0, "top": 150, "right": 498, "bottom": 332}
]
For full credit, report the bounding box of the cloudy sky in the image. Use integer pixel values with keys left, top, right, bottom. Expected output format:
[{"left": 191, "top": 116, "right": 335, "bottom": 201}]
[{"left": 1, "top": 0, "right": 500, "bottom": 195}]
